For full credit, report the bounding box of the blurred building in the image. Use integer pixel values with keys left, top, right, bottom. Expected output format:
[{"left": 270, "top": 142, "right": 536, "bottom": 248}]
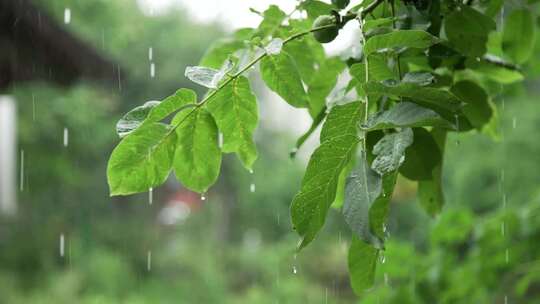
[{"left": 0, "top": 0, "right": 119, "bottom": 215}]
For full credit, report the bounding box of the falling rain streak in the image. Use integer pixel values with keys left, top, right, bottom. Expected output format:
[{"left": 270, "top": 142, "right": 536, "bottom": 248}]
[
  {"left": 59, "top": 234, "right": 65, "bottom": 257},
  {"left": 147, "top": 251, "right": 152, "bottom": 271},
  {"left": 250, "top": 183, "right": 256, "bottom": 193},
  {"left": 148, "top": 187, "right": 153, "bottom": 205},
  {"left": 150, "top": 63, "right": 155, "bottom": 78},
  {"left": 64, "top": 8, "right": 71, "bottom": 24},
  {"left": 148, "top": 47, "right": 153, "bottom": 61},
  {"left": 218, "top": 132, "right": 223, "bottom": 149},
  {"left": 19, "top": 150, "right": 24, "bottom": 192},
  {"left": 63, "top": 128, "right": 69, "bottom": 147},
  {"left": 292, "top": 254, "right": 298, "bottom": 275},
  {"left": 454, "top": 114, "right": 460, "bottom": 146},
  {"left": 31, "top": 94, "right": 36, "bottom": 121}
]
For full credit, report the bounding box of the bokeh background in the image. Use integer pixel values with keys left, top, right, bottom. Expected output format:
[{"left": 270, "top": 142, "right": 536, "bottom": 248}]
[{"left": 1, "top": 0, "right": 539, "bottom": 303}]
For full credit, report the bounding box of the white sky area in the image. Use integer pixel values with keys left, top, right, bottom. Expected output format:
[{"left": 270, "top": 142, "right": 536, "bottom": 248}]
[
  {"left": 137, "top": 0, "right": 359, "bottom": 55},
  {"left": 138, "top": 0, "right": 297, "bottom": 28},
  {"left": 137, "top": 0, "right": 359, "bottom": 159}
]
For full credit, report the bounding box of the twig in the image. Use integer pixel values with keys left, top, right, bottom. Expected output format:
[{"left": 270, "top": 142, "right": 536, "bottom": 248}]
[{"left": 483, "top": 55, "right": 521, "bottom": 71}]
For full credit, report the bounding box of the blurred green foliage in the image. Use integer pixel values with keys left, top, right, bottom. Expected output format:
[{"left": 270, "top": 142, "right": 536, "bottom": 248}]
[{"left": 1, "top": 0, "right": 540, "bottom": 303}]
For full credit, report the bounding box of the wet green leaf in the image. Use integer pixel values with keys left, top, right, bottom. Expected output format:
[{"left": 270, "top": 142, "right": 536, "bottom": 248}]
[
  {"left": 348, "top": 236, "right": 379, "bottom": 293},
  {"left": 363, "top": 102, "right": 455, "bottom": 131},
  {"left": 260, "top": 52, "right": 310, "bottom": 108},
  {"left": 399, "top": 128, "right": 441, "bottom": 181},
  {"left": 108, "top": 123, "right": 176, "bottom": 196},
  {"left": 451, "top": 81, "right": 492, "bottom": 129},
  {"left": 207, "top": 76, "right": 258, "bottom": 169},
  {"left": 291, "top": 102, "right": 363, "bottom": 249},
  {"left": 307, "top": 57, "right": 346, "bottom": 116},
  {"left": 116, "top": 89, "right": 197, "bottom": 138},
  {"left": 445, "top": 6, "right": 495, "bottom": 57},
  {"left": 371, "top": 128, "right": 414, "bottom": 175},
  {"left": 363, "top": 30, "right": 440, "bottom": 56},
  {"left": 363, "top": 82, "right": 462, "bottom": 112},
  {"left": 257, "top": 5, "right": 287, "bottom": 37},
  {"left": 417, "top": 128, "right": 447, "bottom": 217},
  {"left": 173, "top": 108, "right": 221, "bottom": 193},
  {"left": 343, "top": 153, "right": 383, "bottom": 247},
  {"left": 503, "top": 9, "right": 536, "bottom": 64}
]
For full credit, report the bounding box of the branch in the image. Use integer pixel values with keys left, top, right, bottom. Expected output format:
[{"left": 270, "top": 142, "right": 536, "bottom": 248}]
[
  {"left": 483, "top": 55, "right": 522, "bottom": 71},
  {"left": 166, "top": 0, "right": 388, "bottom": 138}
]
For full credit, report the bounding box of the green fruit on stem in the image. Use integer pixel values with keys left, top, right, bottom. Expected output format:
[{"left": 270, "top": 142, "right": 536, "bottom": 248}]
[
  {"left": 312, "top": 15, "right": 339, "bottom": 44},
  {"left": 332, "top": 0, "right": 350, "bottom": 9}
]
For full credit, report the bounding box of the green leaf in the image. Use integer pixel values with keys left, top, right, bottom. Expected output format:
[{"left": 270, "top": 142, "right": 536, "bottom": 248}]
[
  {"left": 307, "top": 57, "right": 346, "bottom": 116},
  {"left": 502, "top": 9, "right": 536, "bottom": 64},
  {"left": 147, "top": 89, "right": 198, "bottom": 122},
  {"left": 265, "top": 38, "right": 284, "bottom": 55},
  {"left": 466, "top": 57, "right": 524, "bottom": 84},
  {"left": 371, "top": 128, "right": 414, "bottom": 175},
  {"left": 402, "top": 72, "right": 434, "bottom": 86},
  {"left": 292, "top": 107, "right": 326, "bottom": 158},
  {"left": 362, "top": 102, "right": 455, "bottom": 131},
  {"left": 346, "top": 167, "right": 398, "bottom": 294},
  {"left": 363, "top": 17, "right": 396, "bottom": 32},
  {"left": 185, "top": 66, "right": 222, "bottom": 89},
  {"left": 363, "top": 30, "right": 440, "bottom": 57},
  {"left": 417, "top": 128, "right": 447, "bottom": 217},
  {"left": 450, "top": 81, "right": 492, "bottom": 129},
  {"left": 483, "top": 0, "right": 504, "bottom": 17},
  {"left": 320, "top": 102, "right": 362, "bottom": 142},
  {"left": 284, "top": 37, "right": 325, "bottom": 84},
  {"left": 116, "top": 101, "right": 160, "bottom": 138},
  {"left": 300, "top": 0, "right": 336, "bottom": 20},
  {"left": 331, "top": 156, "right": 355, "bottom": 209},
  {"left": 207, "top": 76, "right": 258, "bottom": 169},
  {"left": 291, "top": 102, "right": 363, "bottom": 249},
  {"left": 257, "top": 5, "right": 286, "bottom": 37},
  {"left": 349, "top": 56, "right": 393, "bottom": 94},
  {"left": 343, "top": 153, "right": 383, "bottom": 247},
  {"left": 116, "top": 89, "right": 198, "bottom": 138},
  {"left": 348, "top": 236, "right": 379, "bottom": 294},
  {"left": 173, "top": 108, "right": 221, "bottom": 193},
  {"left": 363, "top": 82, "right": 462, "bottom": 112},
  {"left": 200, "top": 39, "right": 245, "bottom": 69},
  {"left": 370, "top": 172, "right": 397, "bottom": 239},
  {"left": 399, "top": 128, "right": 441, "bottom": 181},
  {"left": 444, "top": 6, "right": 495, "bottom": 57},
  {"left": 260, "top": 52, "right": 310, "bottom": 108},
  {"left": 108, "top": 123, "right": 176, "bottom": 196}
]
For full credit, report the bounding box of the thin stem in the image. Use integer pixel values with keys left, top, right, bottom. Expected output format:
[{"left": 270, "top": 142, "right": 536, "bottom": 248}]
[{"left": 483, "top": 55, "right": 521, "bottom": 71}]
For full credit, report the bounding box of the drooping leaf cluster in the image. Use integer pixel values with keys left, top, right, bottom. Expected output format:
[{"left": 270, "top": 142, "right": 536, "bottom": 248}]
[{"left": 107, "top": 0, "right": 537, "bottom": 295}]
